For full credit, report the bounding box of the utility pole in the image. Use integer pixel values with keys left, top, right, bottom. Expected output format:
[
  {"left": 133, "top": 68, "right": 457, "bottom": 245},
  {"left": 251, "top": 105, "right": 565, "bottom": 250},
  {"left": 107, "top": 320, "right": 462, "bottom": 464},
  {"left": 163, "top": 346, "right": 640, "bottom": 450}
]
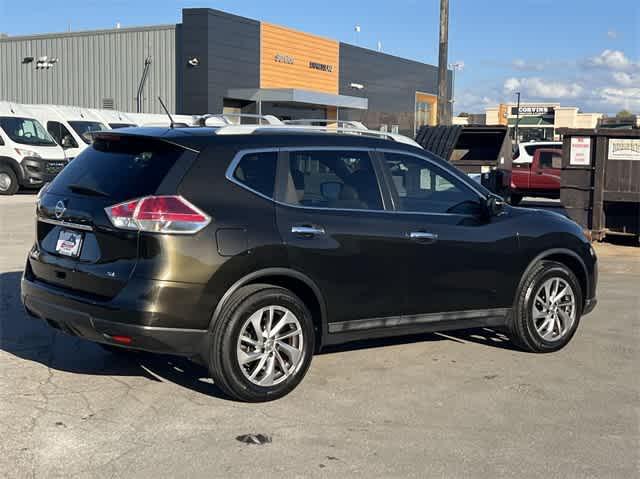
[
  {"left": 514, "top": 91, "right": 521, "bottom": 146},
  {"left": 437, "top": 0, "right": 450, "bottom": 125}
]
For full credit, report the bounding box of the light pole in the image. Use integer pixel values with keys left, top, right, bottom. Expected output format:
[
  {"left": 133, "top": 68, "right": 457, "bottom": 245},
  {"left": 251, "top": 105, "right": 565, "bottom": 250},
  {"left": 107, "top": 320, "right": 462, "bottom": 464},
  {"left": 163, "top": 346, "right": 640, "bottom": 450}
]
[
  {"left": 437, "top": 0, "right": 450, "bottom": 125},
  {"left": 514, "top": 91, "right": 521, "bottom": 145}
]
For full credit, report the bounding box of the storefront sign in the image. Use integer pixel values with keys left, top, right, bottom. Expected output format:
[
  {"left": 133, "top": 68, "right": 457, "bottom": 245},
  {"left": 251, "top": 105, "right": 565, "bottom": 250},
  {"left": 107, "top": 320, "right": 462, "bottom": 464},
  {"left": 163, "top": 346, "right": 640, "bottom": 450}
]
[
  {"left": 608, "top": 138, "right": 640, "bottom": 161},
  {"left": 511, "top": 106, "right": 554, "bottom": 115},
  {"left": 308, "top": 61, "right": 333, "bottom": 73},
  {"left": 570, "top": 137, "right": 591, "bottom": 165},
  {"left": 274, "top": 53, "right": 294, "bottom": 64}
]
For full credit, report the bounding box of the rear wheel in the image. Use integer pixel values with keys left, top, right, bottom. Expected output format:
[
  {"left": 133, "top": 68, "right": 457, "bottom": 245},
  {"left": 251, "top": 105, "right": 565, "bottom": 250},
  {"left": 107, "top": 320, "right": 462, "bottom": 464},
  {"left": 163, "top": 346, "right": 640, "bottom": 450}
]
[
  {"left": 510, "top": 260, "right": 582, "bottom": 352},
  {"left": 208, "top": 284, "right": 315, "bottom": 402},
  {"left": 510, "top": 193, "right": 523, "bottom": 206},
  {"left": 0, "top": 167, "right": 19, "bottom": 196}
]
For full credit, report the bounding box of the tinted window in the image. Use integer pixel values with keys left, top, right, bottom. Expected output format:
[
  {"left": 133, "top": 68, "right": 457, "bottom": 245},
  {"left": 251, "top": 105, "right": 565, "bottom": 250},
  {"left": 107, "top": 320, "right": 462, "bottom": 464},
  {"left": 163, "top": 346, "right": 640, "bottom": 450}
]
[
  {"left": 382, "top": 153, "right": 482, "bottom": 215},
  {"left": 284, "top": 150, "right": 382, "bottom": 210},
  {"left": 109, "top": 123, "right": 136, "bottom": 129},
  {"left": 48, "top": 136, "right": 184, "bottom": 201},
  {"left": 232, "top": 151, "right": 277, "bottom": 198},
  {"left": 0, "top": 116, "right": 57, "bottom": 146},
  {"left": 47, "top": 121, "right": 78, "bottom": 148},
  {"left": 68, "top": 121, "right": 107, "bottom": 144},
  {"left": 539, "top": 152, "right": 562, "bottom": 169}
]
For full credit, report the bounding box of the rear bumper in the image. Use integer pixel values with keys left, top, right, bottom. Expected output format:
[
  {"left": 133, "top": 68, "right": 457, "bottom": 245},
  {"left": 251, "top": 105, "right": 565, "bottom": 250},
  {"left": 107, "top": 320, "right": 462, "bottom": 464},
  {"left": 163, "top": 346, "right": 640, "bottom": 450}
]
[
  {"left": 21, "top": 275, "right": 209, "bottom": 357},
  {"left": 20, "top": 157, "right": 68, "bottom": 187}
]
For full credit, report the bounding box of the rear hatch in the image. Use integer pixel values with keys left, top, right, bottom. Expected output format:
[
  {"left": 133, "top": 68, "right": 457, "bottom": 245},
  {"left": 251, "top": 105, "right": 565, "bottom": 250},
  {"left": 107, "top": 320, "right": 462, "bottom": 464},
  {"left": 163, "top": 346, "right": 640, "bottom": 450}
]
[{"left": 30, "top": 134, "right": 190, "bottom": 299}]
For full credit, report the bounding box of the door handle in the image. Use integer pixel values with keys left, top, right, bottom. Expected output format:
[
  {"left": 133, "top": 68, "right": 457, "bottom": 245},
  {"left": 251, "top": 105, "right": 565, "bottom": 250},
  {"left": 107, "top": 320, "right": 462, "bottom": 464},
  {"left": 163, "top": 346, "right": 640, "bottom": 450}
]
[
  {"left": 291, "top": 225, "right": 325, "bottom": 236},
  {"left": 408, "top": 231, "right": 438, "bottom": 243}
]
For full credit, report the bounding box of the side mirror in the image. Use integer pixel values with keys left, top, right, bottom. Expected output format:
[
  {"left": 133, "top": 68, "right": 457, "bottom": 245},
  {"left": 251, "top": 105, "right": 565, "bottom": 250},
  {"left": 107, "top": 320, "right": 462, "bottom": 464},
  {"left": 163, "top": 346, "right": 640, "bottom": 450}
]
[
  {"left": 61, "top": 135, "right": 74, "bottom": 148},
  {"left": 485, "top": 195, "right": 505, "bottom": 217}
]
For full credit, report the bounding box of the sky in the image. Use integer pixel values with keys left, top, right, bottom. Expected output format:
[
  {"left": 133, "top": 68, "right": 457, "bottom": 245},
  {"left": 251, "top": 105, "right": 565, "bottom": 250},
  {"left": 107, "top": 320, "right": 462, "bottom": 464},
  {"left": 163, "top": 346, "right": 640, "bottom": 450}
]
[{"left": 1, "top": 0, "right": 638, "bottom": 114}]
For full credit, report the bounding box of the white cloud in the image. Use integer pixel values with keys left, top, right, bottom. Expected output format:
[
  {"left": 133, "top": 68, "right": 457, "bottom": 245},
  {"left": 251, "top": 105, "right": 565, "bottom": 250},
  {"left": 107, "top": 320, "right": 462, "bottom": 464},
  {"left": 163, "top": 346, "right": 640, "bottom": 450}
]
[
  {"left": 607, "top": 30, "right": 618, "bottom": 39},
  {"left": 595, "top": 87, "right": 640, "bottom": 110},
  {"left": 586, "top": 49, "right": 635, "bottom": 70},
  {"left": 503, "top": 77, "right": 584, "bottom": 99},
  {"left": 512, "top": 59, "right": 545, "bottom": 71},
  {"left": 612, "top": 71, "right": 637, "bottom": 86}
]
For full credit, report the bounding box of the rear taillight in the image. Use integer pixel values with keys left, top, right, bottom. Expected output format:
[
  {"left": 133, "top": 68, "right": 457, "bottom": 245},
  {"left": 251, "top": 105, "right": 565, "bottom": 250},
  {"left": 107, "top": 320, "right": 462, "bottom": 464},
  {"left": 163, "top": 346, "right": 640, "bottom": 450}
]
[{"left": 105, "top": 195, "right": 210, "bottom": 234}]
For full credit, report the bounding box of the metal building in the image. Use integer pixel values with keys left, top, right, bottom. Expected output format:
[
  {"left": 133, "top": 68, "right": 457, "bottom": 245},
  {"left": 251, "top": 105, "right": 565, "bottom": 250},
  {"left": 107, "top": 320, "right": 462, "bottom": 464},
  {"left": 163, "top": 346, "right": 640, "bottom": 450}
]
[
  {"left": 0, "top": 25, "right": 177, "bottom": 113},
  {"left": 0, "top": 8, "right": 450, "bottom": 134}
]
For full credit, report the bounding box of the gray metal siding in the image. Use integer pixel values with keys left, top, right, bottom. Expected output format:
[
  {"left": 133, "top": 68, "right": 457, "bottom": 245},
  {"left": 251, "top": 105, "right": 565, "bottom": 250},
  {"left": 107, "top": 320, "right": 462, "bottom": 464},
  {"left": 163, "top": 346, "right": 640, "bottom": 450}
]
[
  {"left": 339, "top": 43, "right": 450, "bottom": 136},
  {"left": 180, "top": 8, "right": 260, "bottom": 114},
  {"left": 0, "top": 25, "right": 177, "bottom": 113}
]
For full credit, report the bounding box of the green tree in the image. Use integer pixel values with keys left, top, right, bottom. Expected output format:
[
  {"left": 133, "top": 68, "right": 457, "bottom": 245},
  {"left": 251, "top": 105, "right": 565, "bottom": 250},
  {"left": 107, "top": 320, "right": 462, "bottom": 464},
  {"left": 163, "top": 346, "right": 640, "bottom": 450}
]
[{"left": 616, "top": 109, "right": 634, "bottom": 119}]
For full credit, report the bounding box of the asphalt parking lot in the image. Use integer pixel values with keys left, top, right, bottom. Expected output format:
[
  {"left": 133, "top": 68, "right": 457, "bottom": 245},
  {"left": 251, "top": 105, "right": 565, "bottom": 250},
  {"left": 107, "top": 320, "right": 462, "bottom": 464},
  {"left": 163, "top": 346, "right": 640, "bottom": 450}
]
[{"left": 1, "top": 193, "right": 638, "bottom": 478}]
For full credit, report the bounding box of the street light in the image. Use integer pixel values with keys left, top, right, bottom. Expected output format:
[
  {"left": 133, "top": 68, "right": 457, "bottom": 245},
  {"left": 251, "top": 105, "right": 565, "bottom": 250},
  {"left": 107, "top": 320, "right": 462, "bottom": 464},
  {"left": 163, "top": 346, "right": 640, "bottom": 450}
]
[
  {"left": 449, "top": 62, "right": 464, "bottom": 111},
  {"left": 514, "top": 91, "right": 521, "bottom": 146}
]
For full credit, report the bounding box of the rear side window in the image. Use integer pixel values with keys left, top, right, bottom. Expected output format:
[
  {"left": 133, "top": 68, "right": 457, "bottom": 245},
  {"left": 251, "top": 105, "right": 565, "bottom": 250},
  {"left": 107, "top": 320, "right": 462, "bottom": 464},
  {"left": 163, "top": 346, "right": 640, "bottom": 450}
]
[
  {"left": 48, "top": 136, "right": 185, "bottom": 201},
  {"left": 283, "top": 150, "right": 383, "bottom": 210},
  {"left": 232, "top": 151, "right": 277, "bottom": 198},
  {"left": 539, "top": 152, "right": 562, "bottom": 169}
]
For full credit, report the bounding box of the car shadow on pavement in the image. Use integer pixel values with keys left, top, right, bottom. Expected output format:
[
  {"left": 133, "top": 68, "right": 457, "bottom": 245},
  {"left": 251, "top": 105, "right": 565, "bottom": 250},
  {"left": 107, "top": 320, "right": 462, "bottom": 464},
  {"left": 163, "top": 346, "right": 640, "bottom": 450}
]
[
  {"left": 1, "top": 270, "right": 522, "bottom": 399},
  {"left": 0, "top": 271, "right": 229, "bottom": 400}
]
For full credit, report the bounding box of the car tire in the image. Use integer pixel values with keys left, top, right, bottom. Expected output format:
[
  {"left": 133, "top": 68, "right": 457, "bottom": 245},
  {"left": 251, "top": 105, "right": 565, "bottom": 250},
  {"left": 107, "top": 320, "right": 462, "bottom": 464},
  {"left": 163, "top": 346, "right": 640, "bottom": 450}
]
[
  {"left": 208, "top": 284, "right": 315, "bottom": 402},
  {"left": 510, "top": 193, "right": 523, "bottom": 206},
  {"left": 509, "top": 260, "right": 583, "bottom": 353},
  {"left": 0, "top": 166, "right": 19, "bottom": 196}
]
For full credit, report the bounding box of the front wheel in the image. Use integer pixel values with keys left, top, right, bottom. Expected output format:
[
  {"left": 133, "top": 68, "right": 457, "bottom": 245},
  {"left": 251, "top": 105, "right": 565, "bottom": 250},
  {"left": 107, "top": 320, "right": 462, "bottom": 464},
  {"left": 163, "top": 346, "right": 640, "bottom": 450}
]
[
  {"left": 208, "top": 284, "right": 315, "bottom": 402},
  {"left": 509, "top": 260, "right": 583, "bottom": 353},
  {"left": 509, "top": 193, "right": 523, "bottom": 206},
  {"left": 0, "top": 167, "right": 19, "bottom": 196}
]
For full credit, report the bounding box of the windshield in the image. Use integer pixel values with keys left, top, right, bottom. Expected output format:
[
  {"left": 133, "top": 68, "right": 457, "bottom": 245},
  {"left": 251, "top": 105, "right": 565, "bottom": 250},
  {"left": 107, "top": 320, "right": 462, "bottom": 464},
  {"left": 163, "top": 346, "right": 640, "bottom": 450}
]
[
  {"left": 68, "top": 121, "right": 108, "bottom": 144},
  {"left": 0, "top": 116, "right": 57, "bottom": 146}
]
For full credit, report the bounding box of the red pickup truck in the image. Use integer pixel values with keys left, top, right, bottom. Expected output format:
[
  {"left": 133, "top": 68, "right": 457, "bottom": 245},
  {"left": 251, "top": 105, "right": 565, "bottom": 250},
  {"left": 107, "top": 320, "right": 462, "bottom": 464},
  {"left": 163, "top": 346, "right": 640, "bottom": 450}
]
[{"left": 510, "top": 148, "right": 562, "bottom": 205}]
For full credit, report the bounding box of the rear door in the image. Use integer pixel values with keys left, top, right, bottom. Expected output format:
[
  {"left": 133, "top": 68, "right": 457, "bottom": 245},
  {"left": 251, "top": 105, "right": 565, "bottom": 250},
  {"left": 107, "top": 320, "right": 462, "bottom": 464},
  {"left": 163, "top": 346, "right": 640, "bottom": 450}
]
[
  {"left": 31, "top": 135, "right": 192, "bottom": 299},
  {"left": 274, "top": 147, "right": 409, "bottom": 330}
]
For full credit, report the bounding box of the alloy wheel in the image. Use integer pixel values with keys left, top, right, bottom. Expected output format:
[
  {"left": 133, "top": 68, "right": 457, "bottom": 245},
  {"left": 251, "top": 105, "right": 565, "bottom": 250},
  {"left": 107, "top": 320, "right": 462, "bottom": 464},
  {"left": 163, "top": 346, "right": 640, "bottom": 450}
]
[
  {"left": 236, "top": 305, "right": 304, "bottom": 386},
  {"left": 531, "top": 277, "right": 576, "bottom": 342}
]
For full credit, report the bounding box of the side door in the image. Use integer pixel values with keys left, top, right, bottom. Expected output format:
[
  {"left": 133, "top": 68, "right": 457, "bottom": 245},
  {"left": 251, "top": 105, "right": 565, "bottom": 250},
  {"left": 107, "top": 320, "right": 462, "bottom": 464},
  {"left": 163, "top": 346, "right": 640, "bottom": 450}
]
[
  {"left": 377, "top": 150, "right": 520, "bottom": 317},
  {"left": 531, "top": 150, "right": 562, "bottom": 191},
  {"left": 274, "top": 147, "right": 410, "bottom": 330}
]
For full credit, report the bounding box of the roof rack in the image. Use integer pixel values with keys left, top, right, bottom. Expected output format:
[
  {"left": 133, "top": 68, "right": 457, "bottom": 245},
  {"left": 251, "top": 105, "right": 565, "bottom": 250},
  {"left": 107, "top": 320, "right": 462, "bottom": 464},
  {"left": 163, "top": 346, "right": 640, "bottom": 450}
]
[
  {"left": 196, "top": 113, "right": 283, "bottom": 127},
  {"left": 282, "top": 119, "right": 368, "bottom": 130},
  {"left": 213, "top": 123, "right": 421, "bottom": 148}
]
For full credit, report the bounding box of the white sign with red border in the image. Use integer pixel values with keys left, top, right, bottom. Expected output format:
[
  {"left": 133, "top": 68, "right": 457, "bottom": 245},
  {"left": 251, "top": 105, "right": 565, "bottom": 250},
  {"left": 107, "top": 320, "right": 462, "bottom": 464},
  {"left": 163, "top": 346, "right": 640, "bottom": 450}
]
[{"left": 570, "top": 137, "right": 591, "bottom": 166}]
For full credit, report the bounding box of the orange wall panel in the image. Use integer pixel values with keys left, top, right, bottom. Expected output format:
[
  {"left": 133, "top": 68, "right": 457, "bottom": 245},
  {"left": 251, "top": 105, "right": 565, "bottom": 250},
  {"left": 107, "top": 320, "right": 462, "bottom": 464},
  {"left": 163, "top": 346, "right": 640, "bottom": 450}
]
[{"left": 260, "top": 22, "right": 339, "bottom": 94}]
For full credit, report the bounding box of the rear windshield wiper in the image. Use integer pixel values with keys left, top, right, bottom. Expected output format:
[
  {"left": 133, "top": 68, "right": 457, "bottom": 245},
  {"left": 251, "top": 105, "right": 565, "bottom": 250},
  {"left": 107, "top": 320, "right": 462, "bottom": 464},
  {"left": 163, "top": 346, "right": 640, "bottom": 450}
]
[{"left": 67, "top": 183, "right": 110, "bottom": 197}]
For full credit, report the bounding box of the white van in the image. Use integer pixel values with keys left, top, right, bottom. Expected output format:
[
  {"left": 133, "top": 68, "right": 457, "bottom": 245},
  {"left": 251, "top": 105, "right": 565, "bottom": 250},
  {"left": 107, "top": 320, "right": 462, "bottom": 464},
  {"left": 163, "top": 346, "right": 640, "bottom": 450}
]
[
  {"left": 0, "top": 102, "right": 67, "bottom": 195},
  {"left": 27, "top": 105, "right": 108, "bottom": 160},
  {"left": 127, "top": 112, "right": 200, "bottom": 127},
  {"left": 89, "top": 109, "right": 138, "bottom": 129}
]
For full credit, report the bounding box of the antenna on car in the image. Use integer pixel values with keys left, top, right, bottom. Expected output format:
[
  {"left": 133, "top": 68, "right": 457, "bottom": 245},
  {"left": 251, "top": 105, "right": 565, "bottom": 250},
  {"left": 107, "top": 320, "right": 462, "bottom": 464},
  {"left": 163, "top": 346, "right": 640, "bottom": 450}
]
[{"left": 157, "top": 96, "right": 175, "bottom": 128}]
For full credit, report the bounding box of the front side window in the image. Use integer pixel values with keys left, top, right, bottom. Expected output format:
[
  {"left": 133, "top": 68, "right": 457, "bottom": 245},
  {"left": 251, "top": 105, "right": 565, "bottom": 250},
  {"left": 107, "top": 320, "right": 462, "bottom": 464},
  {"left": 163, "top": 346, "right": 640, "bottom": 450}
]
[
  {"left": 232, "top": 151, "right": 277, "bottom": 198},
  {"left": 283, "top": 150, "right": 382, "bottom": 210},
  {"left": 0, "top": 116, "right": 57, "bottom": 146},
  {"left": 382, "top": 152, "right": 482, "bottom": 215},
  {"left": 68, "top": 121, "right": 107, "bottom": 144},
  {"left": 47, "top": 121, "right": 78, "bottom": 148}
]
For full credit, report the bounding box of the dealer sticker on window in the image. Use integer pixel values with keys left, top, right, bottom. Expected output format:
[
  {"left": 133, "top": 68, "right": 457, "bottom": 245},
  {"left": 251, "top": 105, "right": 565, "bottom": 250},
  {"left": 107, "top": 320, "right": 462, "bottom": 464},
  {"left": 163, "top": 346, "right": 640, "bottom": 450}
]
[{"left": 55, "top": 229, "right": 84, "bottom": 257}]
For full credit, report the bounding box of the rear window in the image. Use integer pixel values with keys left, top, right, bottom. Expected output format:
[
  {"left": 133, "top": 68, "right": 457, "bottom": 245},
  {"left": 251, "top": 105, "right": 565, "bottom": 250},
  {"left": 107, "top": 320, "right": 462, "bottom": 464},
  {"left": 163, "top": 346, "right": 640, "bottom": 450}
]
[{"left": 48, "top": 136, "right": 185, "bottom": 201}]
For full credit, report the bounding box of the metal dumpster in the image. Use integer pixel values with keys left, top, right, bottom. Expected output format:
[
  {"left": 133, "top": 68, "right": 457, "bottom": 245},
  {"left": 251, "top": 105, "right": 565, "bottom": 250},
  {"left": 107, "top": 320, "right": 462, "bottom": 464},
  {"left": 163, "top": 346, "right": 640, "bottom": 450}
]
[
  {"left": 559, "top": 128, "right": 640, "bottom": 242},
  {"left": 415, "top": 125, "right": 512, "bottom": 198}
]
